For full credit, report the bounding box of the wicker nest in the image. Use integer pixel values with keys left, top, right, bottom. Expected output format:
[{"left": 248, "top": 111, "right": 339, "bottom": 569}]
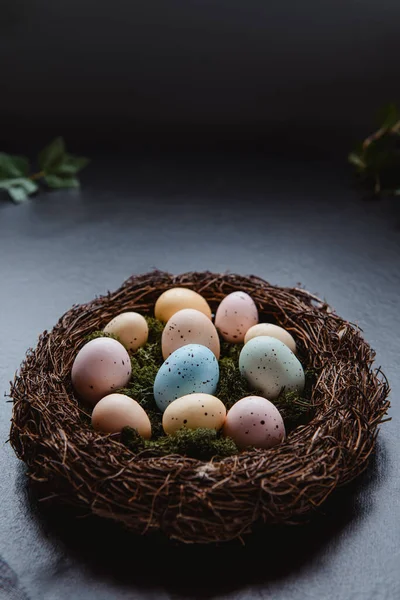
[{"left": 10, "top": 271, "right": 390, "bottom": 544}]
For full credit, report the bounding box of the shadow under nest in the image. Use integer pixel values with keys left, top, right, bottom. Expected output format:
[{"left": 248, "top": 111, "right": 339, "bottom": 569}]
[{"left": 9, "top": 271, "right": 390, "bottom": 543}]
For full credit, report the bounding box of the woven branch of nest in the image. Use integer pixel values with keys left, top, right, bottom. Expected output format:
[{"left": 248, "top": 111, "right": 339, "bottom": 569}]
[{"left": 9, "top": 271, "right": 390, "bottom": 544}]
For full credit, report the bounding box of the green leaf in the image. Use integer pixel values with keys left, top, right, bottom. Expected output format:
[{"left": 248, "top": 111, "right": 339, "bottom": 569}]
[
  {"left": 348, "top": 152, "right": 366, "bottom": 170},
  {"left": 394, "top": 189, "right": 400, "bottom": 196},
  {"left": 379, "top": 103, "right": 399, "bottom": 130},
  {"left": 54, "top": 154, "right": 90, "bottom": 176},
  {"left": 38, "top": 137, "right": 66, "bottom": 171},
  {"left": 0, "top": 177, "right": 39, "bottom": 203},
  {"left": 44, "top": 174, "right": 80, "bottom": 189},
  {"left": 364, "top": 133, "right": 400, "bottom": 172},
  {"left": 0, "top": 153, "right": 30, "bottom": 179},
  {"left": 8, "top": 187, "right": 28, "bottom": 203}
]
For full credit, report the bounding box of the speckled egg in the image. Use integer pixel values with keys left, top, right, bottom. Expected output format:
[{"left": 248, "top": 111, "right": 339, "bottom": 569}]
[
  {"left": 92, "top": 393, "right": 151, "bottom": 437},
  {"left": 162, "top": 393, "right": 226, "bottom": 435},
  {"left": 223, "top": 395, "right": 285, "bottom": 449},
  {"left": 155, "top": 288, "right": 212, "bottom": 322},
  {"left": 215, "top": 291, "right": 258, "bottom": 343},
  {"left": 161, "top": 308, "right": 220, "bottom": 360},
  {"left": 71, "top": 337, "right": 132, "bottom": 405},
  {"left": 244, "top": 323, "right": 296, "bottom": 354},
  {"left": 239, "top": 336, "right": 304, "bottom": 400},
  {"left": 104, "top": 312, "right": 148, "bottom": 352},
  {"left": 153, "top": 344, "right": 219, "bottom": 412}
]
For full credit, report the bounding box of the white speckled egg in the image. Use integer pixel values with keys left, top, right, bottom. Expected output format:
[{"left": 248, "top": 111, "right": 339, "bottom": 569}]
[
  {"left": 244, "top": 323, "right": 296, "bottom": 354},
  {"left": 223, "top": 395, "right": 285, "bottom": 449},
  {"left": 215, "top": 291, "right": 258, "bottom": 343},
  {"left": 162, "top": 393, "right": 226, "bottom": 435},
  {"left": 104, "top": 312, "right": 148, "bottom": 352},
  {"left": 71, "top": 337, "right": 131, "bottom": 405},
  {"left": 161, "top": 308, "right": 220, "bottom": 360},
  {"left": 153, "top": 344, "right": 219, "bottom": 412},
  {"left": 155, "top": 288, "right": 212, "bottom": 322},
  {"left": 239, "top": 336, "right": 304, "bottom": 399},
  {"left": 92, "top": 393, "right": 151, "bottom": 437}
]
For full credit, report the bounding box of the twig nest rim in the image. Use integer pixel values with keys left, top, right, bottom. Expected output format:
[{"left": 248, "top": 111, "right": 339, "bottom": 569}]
[{"left": 9, "top": 271, "right": 390, "bottom": 544}]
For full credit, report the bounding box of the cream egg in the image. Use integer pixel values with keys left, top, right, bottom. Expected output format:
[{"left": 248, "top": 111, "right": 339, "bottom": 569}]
[
  {"left": 161, "top": 308, "right": 220, "bottom": 360},
  {"left": 223, "top": 395, "right": 285, "bottom": 449},
  {"left": 162, "top": 393, "right": 226, "bottom": 435},
  {"left": 71, "top": 337, "right": 131, "bottom": 405},
  {"left": 104, "top": 312, "right": 148, "bottom": 352},
  {"left": 155, "top": 288, "right": 212, "bottom": 322},
  {"left": 92, "top": 393, "right": 151, "bottom": 437},
  {"left": 215, "top": 291, "right": 258, "bottom": 343},
  {"left": 244, "top": 323, "right": 296, "bottom": 353}
]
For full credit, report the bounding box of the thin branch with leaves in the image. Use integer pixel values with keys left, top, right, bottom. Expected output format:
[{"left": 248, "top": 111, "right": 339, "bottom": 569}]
[
  {"left": 349, "top": 103, "right": 400, "bottom": 196},
  {"left": 0, "top": 137, "right": 90, "bottom": 203}
]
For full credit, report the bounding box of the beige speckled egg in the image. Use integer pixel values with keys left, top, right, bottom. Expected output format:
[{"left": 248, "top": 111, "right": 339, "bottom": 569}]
[
  {"left": 92, "top": 393, "right": 151, "bottom": 437},
  {"left": 162, "top": 393, "right": 226, "bottom": 435},
  {"left": 71, "top": 337, "right": 132, "bottom": 405},
  {"left": 104, "top": 312, "right": 148, "bottom": 352},
  {"left": 155, "top": 288, "right": 212, "bottom": 322},
  {"left": 223, "top": 395, "right": 285, "bottom": 449},
  {"left": 215, "top": 291, "right": 258, "bottom": 343},
  {"left": 244, "top": 323, "right": 296, "bottom": 353},
  {"left": 161, "top": 308, "right": 220, "bottom": 360}
]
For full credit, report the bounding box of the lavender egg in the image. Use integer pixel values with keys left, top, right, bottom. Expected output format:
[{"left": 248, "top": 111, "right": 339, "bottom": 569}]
[
  {"left": 215, "top": 291, "right": 258, "bottom": 343},
  {"left": 71, "top": 337, "right": 131, "bottom": 405}
]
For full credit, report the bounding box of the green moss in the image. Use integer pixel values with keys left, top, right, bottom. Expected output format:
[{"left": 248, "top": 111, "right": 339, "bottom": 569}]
[
  {"left": 85, "top": 330, "right": 119, "bottom": 342},
  {"left": 121, "top": 426, "right": 238, "bottom": 460},
  {"left": 145, "top": 316, "right": 165, "bottom": 344},
  {"left": 216, "top": 356, "right": 254, "bottom": 409},
  {"left": 274, "top": 370, "right": 316, "bottom": 429},
  {"left": 219, "top": 340, "right": 243, "bottom": 362},
  {"left": 86, "top": 317, "right": 315, "bottom": 459}
]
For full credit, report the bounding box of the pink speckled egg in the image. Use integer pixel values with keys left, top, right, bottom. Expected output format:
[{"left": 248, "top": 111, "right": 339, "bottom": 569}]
[
  {"left": 215, "top": 291, "right": 258, "bottom": 343},
  {"left": 92, "top": 393, "right": 151, "bottom": 437},
  {"left": 223, "top": 395, "right": 285, "bottom": 449},
  {"left": 161, "top": 308, "right": 220, "bottom": 360},
  {"left": 71, "top": 337, "right": 132, "bottom": 405}
]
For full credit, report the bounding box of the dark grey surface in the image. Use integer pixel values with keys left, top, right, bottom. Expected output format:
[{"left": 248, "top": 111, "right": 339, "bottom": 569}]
[
  {"left": 0, "top": 154, "right": 399, "bottom": 600},
  {"left": 1, "top": 1, "right": 400, "bottom": 148}
]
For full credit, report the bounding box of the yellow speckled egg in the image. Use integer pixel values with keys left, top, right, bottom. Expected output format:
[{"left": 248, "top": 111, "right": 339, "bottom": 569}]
[
  {"left": 155, "top": 288, "right": 212, "bottom": 322},
  {"left": 161, "top": 308, "right": 220, "bottom": 360},
  {"left": 244, "top": 323, "right": 296, "bottom": 353},
  {"left": 92, "top": 393, "right": 152, "bottom": 437},
  {"left": 162, "top": 393, "right": 226, "bottom": 435},
  {"left": 104, "top": 312, "right": 148, "bottom": 352}
]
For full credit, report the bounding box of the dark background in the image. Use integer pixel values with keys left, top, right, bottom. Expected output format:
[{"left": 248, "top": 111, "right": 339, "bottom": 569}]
[
  {"left": 1, "top": 3, "right": 400, "bottom": 600},
  {"left": 2, "top": 0, "right": 400, "bottom": 151}
]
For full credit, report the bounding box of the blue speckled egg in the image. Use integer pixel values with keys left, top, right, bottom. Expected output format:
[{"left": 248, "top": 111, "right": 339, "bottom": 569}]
[
  {"left": 153, "top": 344, "right": 220, "bottom": 412},
  {"left": 239, "top": 336, "right": 304, "bottom": 400}
]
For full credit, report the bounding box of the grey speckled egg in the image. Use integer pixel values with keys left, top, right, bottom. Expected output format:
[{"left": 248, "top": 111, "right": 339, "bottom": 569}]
[
  {"left": 239, "top": 336, "right": 304, "bottom": 400},
  {"left": 153, "top": 344, "right": 220, "bottom": 412}
]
